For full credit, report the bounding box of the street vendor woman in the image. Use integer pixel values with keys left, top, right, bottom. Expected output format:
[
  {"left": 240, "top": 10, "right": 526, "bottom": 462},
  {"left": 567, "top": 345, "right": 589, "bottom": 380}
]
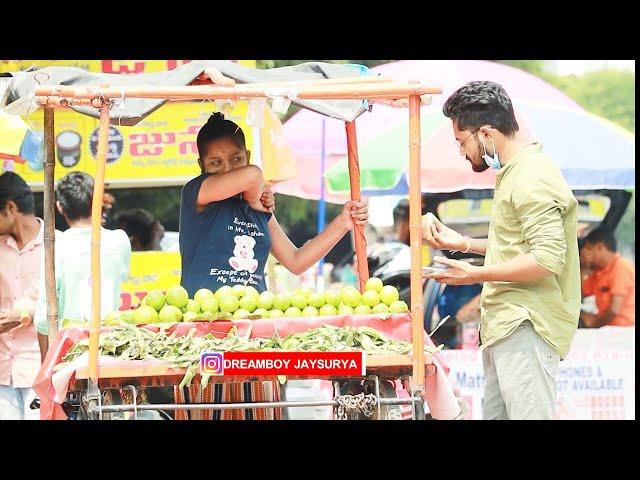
[
  {"left": 176, "top": 112, "right": 369, "bottom": 419},
  {"left": 180, "top": 112, "right": 368, "bottom": 295}
]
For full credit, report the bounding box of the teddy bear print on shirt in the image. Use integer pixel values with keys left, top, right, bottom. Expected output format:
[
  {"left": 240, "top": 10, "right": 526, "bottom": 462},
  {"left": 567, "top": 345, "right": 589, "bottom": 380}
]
[{"left": 229, "top": 235, "right": 259, "bottom": 273}]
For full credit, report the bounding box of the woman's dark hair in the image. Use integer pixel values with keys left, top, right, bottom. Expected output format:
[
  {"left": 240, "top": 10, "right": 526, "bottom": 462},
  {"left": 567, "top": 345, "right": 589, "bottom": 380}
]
[
  {"left": 443, "top": 81, "right": 519, "bottom": 136},
  {"left": 114, "top": 208, "right": 155, "bottom": 248},
  {"left": 56, "top": 171, "right": 94, "bottom": 221},
  {"left": 196, "top": 112, "right": 246, "bottom": 159}
]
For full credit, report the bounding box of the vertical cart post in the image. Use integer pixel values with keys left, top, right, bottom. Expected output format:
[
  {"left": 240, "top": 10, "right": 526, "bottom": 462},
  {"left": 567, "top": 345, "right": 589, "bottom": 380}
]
[
  {"left": 408, "top": 94, "right": 425, "bottom": 389},
  {"left": 345, "top": 121, "right": 369, "bottom": 291},
  {"left": 88, "top": 100, "right": 111, "bottom": 384},
  {"left": 43, "top": 107, "right": 58, "bottom": 347}
]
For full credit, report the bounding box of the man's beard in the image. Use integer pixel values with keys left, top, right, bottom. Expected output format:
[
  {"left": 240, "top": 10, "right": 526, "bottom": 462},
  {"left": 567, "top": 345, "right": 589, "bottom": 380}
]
[{"left": 467, "top": 155, "right": 490, "bottom": 172}]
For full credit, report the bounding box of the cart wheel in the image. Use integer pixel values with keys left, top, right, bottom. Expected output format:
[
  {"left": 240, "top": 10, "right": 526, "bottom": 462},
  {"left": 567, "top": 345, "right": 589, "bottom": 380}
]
[
  {"left": 101, "top": 389, "right": 125, "bottom": 420},
  {"left": 75, "top": 399, "right": 89, "bottom": 420},
  {"left": 400, "top": 377, "right": 430, "bottom": 420},
  {"left": 74, "top": 388, "right": 124, "bottom": 420},
  {"left": 363, "top": 379, "right": 403, "bottom": 420},
  {"left": 119, "top": 386, "right": 174, "bottom": 420},
  {"left": 63, "top": 392, "right": 81, "bottom": 420},
  {"left": 78, "top": 394, "right": 100, "bottom": 420},
  {"left": 337, "top": 381, "right": 368, "bottom": 420},
  {"left": 413, "top": 398, "right": 426, "bottom": 420}
]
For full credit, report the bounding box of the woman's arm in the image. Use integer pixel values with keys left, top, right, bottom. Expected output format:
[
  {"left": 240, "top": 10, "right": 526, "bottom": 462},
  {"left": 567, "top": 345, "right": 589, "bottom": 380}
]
[
  {"left": 196, "top": 166, "right": 264, "bottom": 208},
  {"left": 268, "top": 201, "right": 368, "bottom": 275}
]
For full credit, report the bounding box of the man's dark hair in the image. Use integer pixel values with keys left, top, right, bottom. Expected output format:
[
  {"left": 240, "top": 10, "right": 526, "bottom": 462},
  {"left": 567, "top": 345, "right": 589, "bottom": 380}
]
[
  {"left": 583, "top": 228, "right": 617, "bottom": 252},
  {"left": 393, "top": 199, "right": 409, "bottom": 226},
  {"left": 197, "top": 112, "right": 246, "bottom": 159},
  {"left": 0, "top": 171, "right": 35, "bottom": 214},
  {"left": 56, "top": 171, "right": 94, "bottom": 221},
  {"left": 443, "top": 81, "right": 519, "bottom": 136},
  {"left": 393, "top": 197, "right": 429, "bottom": 227},
  {"left": 114, "top": 208, "right": 156, "bottom": 247}
]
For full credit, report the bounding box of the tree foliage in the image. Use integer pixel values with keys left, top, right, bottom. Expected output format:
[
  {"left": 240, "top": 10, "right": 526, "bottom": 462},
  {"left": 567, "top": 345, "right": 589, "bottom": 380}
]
[{"left": 500, "top": 61, "right": 634, "bottom": 259}]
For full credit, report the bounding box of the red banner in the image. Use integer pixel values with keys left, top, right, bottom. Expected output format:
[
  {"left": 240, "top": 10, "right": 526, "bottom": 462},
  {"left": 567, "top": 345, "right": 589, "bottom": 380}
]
[{"left": 200, "top": 351, "right": 366, "bottom": 377}]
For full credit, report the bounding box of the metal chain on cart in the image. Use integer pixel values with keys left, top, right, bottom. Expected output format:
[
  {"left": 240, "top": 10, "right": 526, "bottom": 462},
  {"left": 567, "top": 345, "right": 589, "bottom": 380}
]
[{"left": 334, "top": 392, "right": 378, "bottom": 420}]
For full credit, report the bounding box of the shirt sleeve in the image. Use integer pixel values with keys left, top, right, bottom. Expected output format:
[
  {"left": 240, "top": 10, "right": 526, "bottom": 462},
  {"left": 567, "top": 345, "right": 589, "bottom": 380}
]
[
  {"left": 512, "top": 175, "right": 570, "bottom": 276},
  {"left": 582, "top": 274, "right": 595, "bottom": 296},
  {"left": 182, "top": 176, "right": 201, "bottom": 212},
  {"left": 610, "top": 263, "right": 634, "bottom": 297},
  {"left": 183, "top": 174, "right": 211, "bottom": 212},
  {"left": 118, "top": 230, "right": 132, "bottom": 280}
]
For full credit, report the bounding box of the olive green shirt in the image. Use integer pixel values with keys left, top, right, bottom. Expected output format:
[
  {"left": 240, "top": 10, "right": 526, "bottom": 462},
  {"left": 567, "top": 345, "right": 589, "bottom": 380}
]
[{"left": 480, "top": 142, "right": 580, "bottom": 359}]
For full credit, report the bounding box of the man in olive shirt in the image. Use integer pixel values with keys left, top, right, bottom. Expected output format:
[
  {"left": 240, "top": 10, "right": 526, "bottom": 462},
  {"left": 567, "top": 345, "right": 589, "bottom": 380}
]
[{"left": 423, "top": 81, "right": 580, "bottom": 420}]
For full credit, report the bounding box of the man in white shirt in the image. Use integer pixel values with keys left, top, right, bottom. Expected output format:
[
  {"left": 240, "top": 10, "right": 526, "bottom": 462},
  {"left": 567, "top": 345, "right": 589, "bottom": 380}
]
[{"left": 34, "top": 172, "right": 131, "bottom": 357}]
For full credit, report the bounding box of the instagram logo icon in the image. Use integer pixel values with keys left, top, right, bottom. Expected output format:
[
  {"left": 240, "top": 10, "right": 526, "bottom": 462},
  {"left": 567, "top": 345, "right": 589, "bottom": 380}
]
[{"left": 200, "top": 352, "right": 224, "bottom": 375}]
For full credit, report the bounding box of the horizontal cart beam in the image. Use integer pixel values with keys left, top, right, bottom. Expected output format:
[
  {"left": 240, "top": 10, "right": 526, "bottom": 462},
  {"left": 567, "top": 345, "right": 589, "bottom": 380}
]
[{"left": 98, "top": 396, "right": 423, "bottom": 413}]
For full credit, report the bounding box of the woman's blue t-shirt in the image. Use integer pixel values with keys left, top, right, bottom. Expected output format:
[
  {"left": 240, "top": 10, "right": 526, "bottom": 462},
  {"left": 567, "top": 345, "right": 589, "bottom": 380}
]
[{"left": 179, "top": 174, "right": 272, "bottom": 296}]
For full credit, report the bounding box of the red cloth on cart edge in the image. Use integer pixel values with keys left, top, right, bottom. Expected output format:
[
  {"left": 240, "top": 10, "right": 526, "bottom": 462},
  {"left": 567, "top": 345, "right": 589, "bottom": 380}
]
[{"left": 33, "top": 314, "right": 449, "bottom": 420}]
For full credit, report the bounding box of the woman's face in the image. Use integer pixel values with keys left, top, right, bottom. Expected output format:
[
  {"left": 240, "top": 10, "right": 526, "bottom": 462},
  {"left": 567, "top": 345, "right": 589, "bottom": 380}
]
[{"left": 199, "top": 137, "right": 250, "bottom": 175}]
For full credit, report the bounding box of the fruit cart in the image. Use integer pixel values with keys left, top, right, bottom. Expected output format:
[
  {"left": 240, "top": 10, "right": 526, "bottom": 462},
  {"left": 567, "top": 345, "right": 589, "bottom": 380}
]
[{"left": 6, "top": 62, "right": 449, "bottom": 419}]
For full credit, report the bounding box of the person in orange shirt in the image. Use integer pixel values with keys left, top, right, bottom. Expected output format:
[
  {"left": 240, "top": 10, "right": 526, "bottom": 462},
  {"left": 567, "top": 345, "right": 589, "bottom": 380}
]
[{"left": 581, "top": 228, "right": 635, "bottom": 327}]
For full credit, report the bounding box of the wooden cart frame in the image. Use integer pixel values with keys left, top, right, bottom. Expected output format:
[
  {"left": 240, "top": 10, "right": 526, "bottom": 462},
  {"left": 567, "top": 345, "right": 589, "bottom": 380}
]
[{"left": 34, "top": 69, "right": 442, "bottom": 419}]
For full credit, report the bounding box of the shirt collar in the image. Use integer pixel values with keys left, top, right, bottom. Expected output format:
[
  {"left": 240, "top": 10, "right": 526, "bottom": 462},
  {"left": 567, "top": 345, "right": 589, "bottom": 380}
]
[
  {"left": 599, "top": 253, "right": 621, "bottom": 276},
  {"left": 3, "top": 217, "right": 44, "bottom": 253},
  {"left": 495, "top": 142, "right": 543, "bottom": 180}
]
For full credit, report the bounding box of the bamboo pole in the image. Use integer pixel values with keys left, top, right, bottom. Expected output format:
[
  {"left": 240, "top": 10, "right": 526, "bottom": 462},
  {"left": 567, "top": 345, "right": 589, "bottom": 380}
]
[
  {"left": 36, "top": 96, "right": 102, "bottom": 108},
  {"left": 88, "top": 101, "right": 110, "bottom": 383},
  {"left": 34, "top": 82, "right": 441, "bottom": 102},
  {"left": 193, "top": 74, "right": 394, "bottom": 87},
  {"left": 43, "top": 108, "right": 58, "bottom": 346},
  {"left": 408, "top": 95, "right": 425, "bottom": 388},
  {"left": 369, "top": 94, "right": 433, "bottom": 108},
  {"left": 345, "top": 122, "right": 369, "bottom": 292}
]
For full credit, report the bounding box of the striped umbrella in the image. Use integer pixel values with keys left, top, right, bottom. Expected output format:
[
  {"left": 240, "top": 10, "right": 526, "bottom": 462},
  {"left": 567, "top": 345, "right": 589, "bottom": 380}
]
[
  {"left": 276, "top": 60, "right": 634, "bottom": 201},
  {"left": 324, "top": 102, "right": 635, "bottom": 195},
  {"left": 0, "top": 110, "right": 43, "bottom": 173}
]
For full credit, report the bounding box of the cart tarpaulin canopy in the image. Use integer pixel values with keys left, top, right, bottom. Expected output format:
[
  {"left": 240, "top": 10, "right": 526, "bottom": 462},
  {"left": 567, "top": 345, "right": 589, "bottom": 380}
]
[{"left": 0, "top": 61, "right": 371, "bottom": 124}]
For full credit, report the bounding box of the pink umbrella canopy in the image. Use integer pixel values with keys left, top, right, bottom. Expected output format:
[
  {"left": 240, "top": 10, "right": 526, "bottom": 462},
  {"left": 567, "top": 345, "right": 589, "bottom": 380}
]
[
  {"left": 324, "top": 102, "right": 634, "bottom": 194},
  {"left": 274, "top": 60, "right": 585, "bottom": 201}
]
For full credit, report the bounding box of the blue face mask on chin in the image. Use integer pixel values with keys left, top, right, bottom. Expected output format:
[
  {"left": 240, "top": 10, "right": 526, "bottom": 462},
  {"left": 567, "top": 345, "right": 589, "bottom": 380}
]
[{"left": 479, "top": 134, "right": 501, "bottom": 170}]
